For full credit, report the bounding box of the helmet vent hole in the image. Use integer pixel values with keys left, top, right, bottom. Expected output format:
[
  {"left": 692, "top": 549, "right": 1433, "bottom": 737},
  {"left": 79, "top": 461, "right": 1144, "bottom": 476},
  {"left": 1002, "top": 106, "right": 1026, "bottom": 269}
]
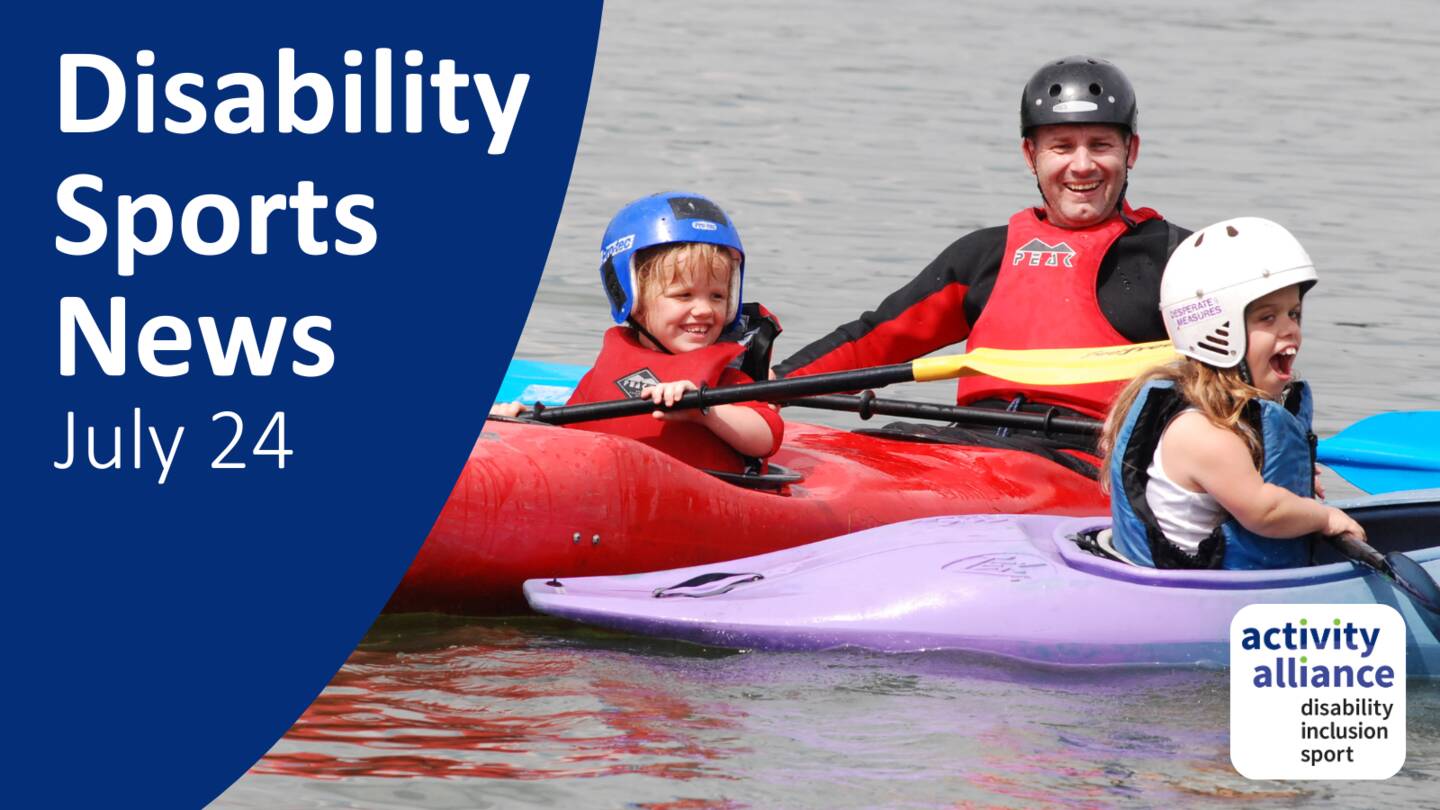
[
  {"left": 1089, "top": 83, "right": 1102, "bottom": 95},
  {"left": 1194, "top": 232, "right": 1205, "bottom": 246},
  {"left": 1049, "top": 83, "right": 1062, "bottom": 97},
  {"left": 1226, "top": 225, "right": 1239, "bottom": 237},
  {"left": 1197, "top": 322, "right": 1233, "bottom": 356}
]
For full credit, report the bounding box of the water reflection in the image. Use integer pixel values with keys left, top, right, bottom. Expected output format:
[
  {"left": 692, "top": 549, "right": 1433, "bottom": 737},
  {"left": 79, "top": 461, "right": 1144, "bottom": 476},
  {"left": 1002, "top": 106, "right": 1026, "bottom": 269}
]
[
  {"left": 246, "top": 618, "right": 1439, "bottom": 807},
  {"left": 256, "top": 619, "right": 748, "bottom": 781}
]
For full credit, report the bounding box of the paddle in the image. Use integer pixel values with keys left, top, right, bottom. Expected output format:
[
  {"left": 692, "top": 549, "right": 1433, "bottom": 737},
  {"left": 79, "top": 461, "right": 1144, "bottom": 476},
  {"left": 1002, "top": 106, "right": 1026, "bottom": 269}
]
[
  {"left": 1316, "top": 411, "right": 1440, "bottom": 494},
  {"left": 499, "top": 357, "right": 1436, "bottom": 493},
  {"left": 785, "top": 396, "right": 1437, "bottom": 496},
  {"left": 1323, "top": 533, "right": 1440, "bottom": 614},
  {"left": 778, "top": 393, "right": 1102, "bottom": 436},
  {"left": 527, "top": 340, "right": 1177, "bottom": 425}
]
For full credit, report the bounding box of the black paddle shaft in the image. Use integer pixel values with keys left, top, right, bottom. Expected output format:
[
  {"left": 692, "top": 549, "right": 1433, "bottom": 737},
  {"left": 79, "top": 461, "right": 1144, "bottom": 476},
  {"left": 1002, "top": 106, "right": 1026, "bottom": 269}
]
[
  {"left": 781, "top": 394, "right": 1103, "bottom": 436},
  {"left": 1324, "top": 533, "right": 1440, "bottom": 614},
  {"left": 529, "top": 363, "right": 917, "bottom": 425}
]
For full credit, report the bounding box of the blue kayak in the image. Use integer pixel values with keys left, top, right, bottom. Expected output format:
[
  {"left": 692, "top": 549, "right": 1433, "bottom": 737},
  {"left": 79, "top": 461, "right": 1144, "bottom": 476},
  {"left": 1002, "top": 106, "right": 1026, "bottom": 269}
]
[{"left": 493, "top": 359, "right": 585, "bottom": 407}]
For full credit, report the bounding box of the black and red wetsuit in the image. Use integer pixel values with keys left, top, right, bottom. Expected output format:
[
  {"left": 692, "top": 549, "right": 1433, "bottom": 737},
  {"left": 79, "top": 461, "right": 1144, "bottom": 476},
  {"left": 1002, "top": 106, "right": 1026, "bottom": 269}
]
[
  {"left": 568, "top": 325, "right": 785, "bottom": 473},
  {"left": 774, "top": 204, "right": 1189, "bottom": 419}
]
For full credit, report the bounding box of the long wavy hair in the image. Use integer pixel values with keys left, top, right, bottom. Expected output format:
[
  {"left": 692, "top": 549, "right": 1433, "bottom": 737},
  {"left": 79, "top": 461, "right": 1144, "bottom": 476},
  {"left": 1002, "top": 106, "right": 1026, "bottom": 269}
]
[{"left": 1098, "top": 357, "right": 1274, "bottom": 491}]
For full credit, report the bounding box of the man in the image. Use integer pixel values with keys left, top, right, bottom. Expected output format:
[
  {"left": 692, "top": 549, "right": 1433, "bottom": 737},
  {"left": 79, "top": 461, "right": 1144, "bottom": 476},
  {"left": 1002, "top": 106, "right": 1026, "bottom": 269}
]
[{"left": 774, "top": 56, "right": 1189, "bottom": 422}]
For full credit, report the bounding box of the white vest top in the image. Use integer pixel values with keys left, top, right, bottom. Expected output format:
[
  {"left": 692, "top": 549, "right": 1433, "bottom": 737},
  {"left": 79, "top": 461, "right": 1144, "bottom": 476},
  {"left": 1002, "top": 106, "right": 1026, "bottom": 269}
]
[{"left": 1145, "top": 411, "right": 1226, "bottom": 554}]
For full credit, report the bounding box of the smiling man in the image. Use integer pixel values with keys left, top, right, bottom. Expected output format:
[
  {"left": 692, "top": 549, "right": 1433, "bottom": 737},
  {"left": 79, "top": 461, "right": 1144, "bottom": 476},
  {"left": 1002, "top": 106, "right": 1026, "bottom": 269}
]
[{"left": 775, "top": 56, "right": 1189, "bottom": 423}]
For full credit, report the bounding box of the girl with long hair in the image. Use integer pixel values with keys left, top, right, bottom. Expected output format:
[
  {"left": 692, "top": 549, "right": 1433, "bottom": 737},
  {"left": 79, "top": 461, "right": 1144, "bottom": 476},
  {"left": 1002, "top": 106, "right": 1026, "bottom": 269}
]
[{"left": 1100, "top": 218, "right": 1365, "bottom": 569}]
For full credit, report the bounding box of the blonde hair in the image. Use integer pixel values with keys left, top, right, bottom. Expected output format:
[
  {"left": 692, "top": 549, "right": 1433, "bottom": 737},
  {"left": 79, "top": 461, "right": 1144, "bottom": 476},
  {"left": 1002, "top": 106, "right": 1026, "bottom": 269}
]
[
  {"left": 631, "top": 243, "right": 739, "bottom": 318},
  {"left": 1098, "top": 357, "right": 1274, "bottom": 491}
]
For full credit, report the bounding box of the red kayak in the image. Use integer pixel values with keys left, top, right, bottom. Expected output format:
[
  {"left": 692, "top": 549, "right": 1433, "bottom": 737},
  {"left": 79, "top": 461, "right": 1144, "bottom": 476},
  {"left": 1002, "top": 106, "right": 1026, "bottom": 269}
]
[{"left": 388, "top": 418, "right": 1109, "bottom": 615}]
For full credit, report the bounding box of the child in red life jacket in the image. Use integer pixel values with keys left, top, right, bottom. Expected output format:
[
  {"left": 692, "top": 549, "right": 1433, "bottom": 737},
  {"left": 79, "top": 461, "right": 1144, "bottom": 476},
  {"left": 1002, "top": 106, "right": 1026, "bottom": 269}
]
[{"left": 494, "top": 191, "right": 784, "bottom": 474}]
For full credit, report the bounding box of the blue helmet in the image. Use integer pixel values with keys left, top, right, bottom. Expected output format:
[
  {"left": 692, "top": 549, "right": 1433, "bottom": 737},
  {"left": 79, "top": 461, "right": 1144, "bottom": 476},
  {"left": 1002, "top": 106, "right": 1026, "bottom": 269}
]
[{"left": 598, "top": 191, "right": 746, "bottom": 327}]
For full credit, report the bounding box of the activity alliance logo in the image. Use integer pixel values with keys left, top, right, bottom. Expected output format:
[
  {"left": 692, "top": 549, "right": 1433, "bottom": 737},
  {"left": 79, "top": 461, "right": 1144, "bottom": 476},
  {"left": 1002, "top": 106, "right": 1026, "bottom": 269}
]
[{"left": 1230, "top": 604, "right": 1406, "bottom": 779}]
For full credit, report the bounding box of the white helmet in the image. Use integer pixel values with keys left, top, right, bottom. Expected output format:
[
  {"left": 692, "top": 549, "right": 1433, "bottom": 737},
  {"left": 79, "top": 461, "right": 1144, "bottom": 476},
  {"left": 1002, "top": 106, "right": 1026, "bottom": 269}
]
[{"left": 1158, "top": 217, "right": 1317, "bottom": 369}]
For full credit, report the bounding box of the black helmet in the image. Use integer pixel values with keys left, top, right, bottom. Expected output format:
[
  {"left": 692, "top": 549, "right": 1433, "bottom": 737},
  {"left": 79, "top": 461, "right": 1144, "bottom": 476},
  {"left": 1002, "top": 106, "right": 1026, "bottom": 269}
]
[{"left": 1020, "top": 56, "right": 1137, "bottom": 136}]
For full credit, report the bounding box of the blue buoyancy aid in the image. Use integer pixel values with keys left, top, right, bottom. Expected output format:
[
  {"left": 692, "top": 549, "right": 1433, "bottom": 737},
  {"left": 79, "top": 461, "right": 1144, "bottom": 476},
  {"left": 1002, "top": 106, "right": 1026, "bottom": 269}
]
[{"left": 1110, "top": 379, "right": 1316, "bottom": 570}]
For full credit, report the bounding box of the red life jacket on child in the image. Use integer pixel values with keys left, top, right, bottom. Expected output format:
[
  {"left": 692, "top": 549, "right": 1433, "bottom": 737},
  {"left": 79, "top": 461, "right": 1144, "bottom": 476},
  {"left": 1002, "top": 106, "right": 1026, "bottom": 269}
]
[
  {"left": 567, "top": 315, "right": 783, "bottom": 473},
  {"left": 955, "top": 203, "right": 1163, "bottom": 418}
]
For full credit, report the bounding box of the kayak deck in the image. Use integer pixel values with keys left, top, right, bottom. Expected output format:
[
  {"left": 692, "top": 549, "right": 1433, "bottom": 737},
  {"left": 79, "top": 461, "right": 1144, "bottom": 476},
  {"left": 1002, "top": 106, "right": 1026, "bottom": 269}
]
[
  {"left": 524, "top": 491, "right": 1440, "bottom": 675},
  {"left": 389, "top": 417, "right": 1109, "bottom": 614}
]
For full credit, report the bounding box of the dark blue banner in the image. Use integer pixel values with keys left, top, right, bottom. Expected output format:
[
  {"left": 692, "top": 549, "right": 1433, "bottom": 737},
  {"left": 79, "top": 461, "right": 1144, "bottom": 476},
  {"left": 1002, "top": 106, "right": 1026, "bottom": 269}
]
[{"left": 3, "top": 2, "right": 601, "bottom": 804}]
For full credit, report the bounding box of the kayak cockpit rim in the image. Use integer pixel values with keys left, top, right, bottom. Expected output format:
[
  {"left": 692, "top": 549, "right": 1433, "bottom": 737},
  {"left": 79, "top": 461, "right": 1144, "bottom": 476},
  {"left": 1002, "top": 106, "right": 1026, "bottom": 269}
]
[{"left": 1054, "top": 489, "right": 1440, "bottom": 589}]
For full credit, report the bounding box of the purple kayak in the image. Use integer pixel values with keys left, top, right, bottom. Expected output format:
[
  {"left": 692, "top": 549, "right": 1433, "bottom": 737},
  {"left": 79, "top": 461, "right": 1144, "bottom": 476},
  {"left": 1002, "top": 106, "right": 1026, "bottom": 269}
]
[{"left": 524, "top": 491, "right": 1440, "bottom": 675}]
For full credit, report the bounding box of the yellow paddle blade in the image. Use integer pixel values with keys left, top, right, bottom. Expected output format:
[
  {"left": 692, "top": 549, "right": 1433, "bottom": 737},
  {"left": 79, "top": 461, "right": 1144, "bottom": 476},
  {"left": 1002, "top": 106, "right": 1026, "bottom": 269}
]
[{"left": 911, "top": 340, "right": 1179, "bottom": 385}]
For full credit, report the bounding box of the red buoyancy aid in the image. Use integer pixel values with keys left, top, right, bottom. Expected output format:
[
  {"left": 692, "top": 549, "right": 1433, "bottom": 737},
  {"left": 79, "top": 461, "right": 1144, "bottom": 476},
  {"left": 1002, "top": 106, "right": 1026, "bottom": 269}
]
[
  {"left": 566, "top": 326, "right": 782, "bottom": 473},
  {"left": 954, "top": 204, "right": 1163, "bottom": 418}
]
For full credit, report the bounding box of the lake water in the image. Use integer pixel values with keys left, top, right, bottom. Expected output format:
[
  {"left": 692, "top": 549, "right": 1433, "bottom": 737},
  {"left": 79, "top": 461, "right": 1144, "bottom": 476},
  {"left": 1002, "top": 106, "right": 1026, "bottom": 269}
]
[{"left": 218, "top": 1, "right": 1440, "bottom": 806}]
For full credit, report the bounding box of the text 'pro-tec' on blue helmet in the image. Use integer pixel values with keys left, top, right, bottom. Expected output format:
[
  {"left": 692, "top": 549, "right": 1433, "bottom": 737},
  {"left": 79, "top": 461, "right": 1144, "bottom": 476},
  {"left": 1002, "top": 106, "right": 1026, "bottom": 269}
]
[{"left": 598, "top": 191, "right": 746, "bottom": 327}]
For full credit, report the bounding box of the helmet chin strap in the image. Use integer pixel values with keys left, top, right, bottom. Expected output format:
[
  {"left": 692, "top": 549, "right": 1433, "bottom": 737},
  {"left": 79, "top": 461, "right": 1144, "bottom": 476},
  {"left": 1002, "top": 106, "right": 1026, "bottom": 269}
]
[
  {"left": 1026, "top": 137, "right": 1053, "bottom": 215},
  {"left": 1116, "top": 136, "right": 1134, "bottom": 218},
  {"left": 627, "top": 317, "right": 673, "bottom": 355}
]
